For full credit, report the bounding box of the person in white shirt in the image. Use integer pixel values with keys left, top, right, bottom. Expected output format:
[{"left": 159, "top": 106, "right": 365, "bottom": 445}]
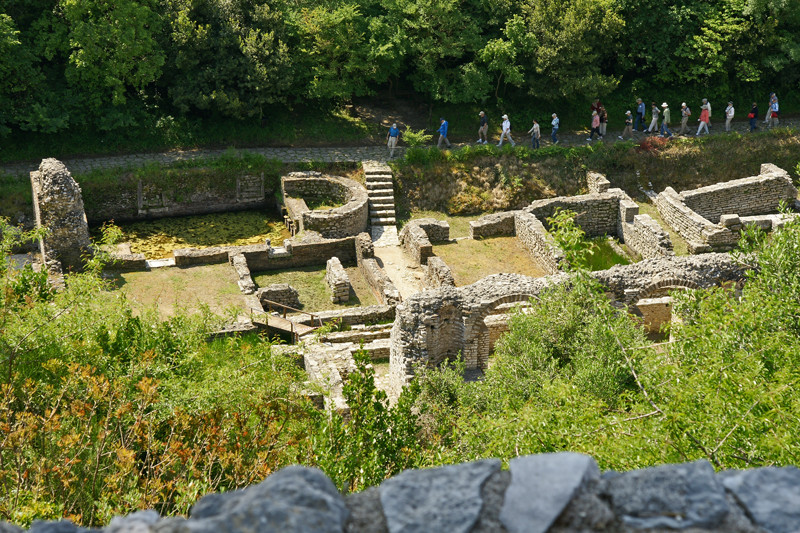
[
  {"left": 497, "top": 114, "right": 515, "bottom": 147},
  {"left": 725, "top": 102, "right": 734, "bottom": 132},
  {"left": 769, "top": 94, "right": 779, "bottom": 128}
]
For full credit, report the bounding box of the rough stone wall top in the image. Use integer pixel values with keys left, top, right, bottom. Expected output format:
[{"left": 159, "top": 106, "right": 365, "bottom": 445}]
[
  {"left": 281, "top": 173, "right": 369, "bottom": 238},
  {"left": 30, "top": 158, "right": 92, "bottom": 272},
  {"left": 679, "top": 168, "right": 797, "bottom": 222},
  {"left": 18, "top": 452, "right": 799, "bottom": 533},
  {"left": 586, "top": 171, "right": 611, "bottom": 194},
  {"left": 525, "top": 192, "right": 620, "bottom": 237}
]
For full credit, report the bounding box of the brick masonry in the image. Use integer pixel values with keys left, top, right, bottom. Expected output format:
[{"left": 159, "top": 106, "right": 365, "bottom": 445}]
[
  {"left": 514, "top": 211, "right": 565, "bottom": 274},
  {"left": 326, "top": 257, "right": 352, "bottom": 303}
]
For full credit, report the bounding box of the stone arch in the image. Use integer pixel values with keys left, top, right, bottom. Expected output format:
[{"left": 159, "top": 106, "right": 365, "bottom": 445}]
[
  {"left": 635, "top": 277, "right": 702, "bottom": 301},
  {"left": 462, "top": 293, "right": 539, "bottom": 371}
]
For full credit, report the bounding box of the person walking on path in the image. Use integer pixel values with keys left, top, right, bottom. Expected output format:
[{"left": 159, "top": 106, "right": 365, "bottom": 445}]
[
  {"left": 587, "top": 111, "right": 602, "bottom": 141},
  {"left": 619, "top": 110, "right": 634, "bottom": 139},
  {"left": 497, "top": 114, "right": 516, "bottom": 146},
  {"left": 527, "top": 119, "right": 541, "bottom": 149},
  {"left": 678, "top": 102, "right": 691, "bottom": 135},
  {"left": 635, "top": 98, "right": 646, "bottom": 131},
  {"left": 551, "top": 113, "right": 560, "bottom": 144},
  {"left": 591, "top": 98, "right": 603, "bottom": 114},
  {"left": 696, "top": 100, "right": 710, "bottom": 136},
  {"left": 387, "top": 123, "right": 400, "bottom": 158},
  {"left": 748, "top": 102, "right": 759, "bottom": 132},
  {"left": 725, "top": 102, "right": 735, "bottom": 132},
  {"left": 704, "top": 98, "right": 712, "bottom": 130},
  {"left": 477, "top": 111, "right": 489, "bottom": 144},
  {"left": 599, "top": 106, "right": 608, "bottom": 137},
  {"left": 660, "top": 103, "right": 672, "bottom": 137},
  {"left": 437, "top": 117, "right": 451, "bottom": 148},
  {"left": 769, "top": 94, "right": 779, "bottom": 128},
  {"left": 646, "top": 102, "right": 660, "bottom": 133},
  {"left": 764, "top": 93, "right": 774, "bottom": 125}
]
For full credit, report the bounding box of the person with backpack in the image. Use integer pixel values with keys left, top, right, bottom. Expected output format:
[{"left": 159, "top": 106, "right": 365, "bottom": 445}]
[
  {"left": 660, "top": 103, "right": 672, "bottom": 137},
  {"left": 477, "top": 111, "right": 489, "bottom": 144},
  {"left": 635, "top": 98, "right": 645, "bottom": 131},
  {"left": 769, "top": 94, "right": 779, "bottom": 128},
  {"left": 748, "top": 102, "right": 758, "bottom": 132},
  {"left": 437, "top": 117, "right": 451, "bottom": 148},
  {"left": 599, "top": 106, "right": 608, "bottom": 137},
  {"left": 696, "top": 100, "right": 710, "bottom": 136},
  {"left": 725, "top": 102, "right": 735, "bottom": 132},
  {"left": 386, "top": 123, "right": 400, "bottom": 158},
  {"left": 619, "top": 110, "right": 634, "bottom": 140}
]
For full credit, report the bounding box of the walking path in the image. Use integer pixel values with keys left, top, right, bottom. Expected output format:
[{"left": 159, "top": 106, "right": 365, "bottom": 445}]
[
  {"left": 0, "top": 146, "right": 406, "bottom": 177},
  {"left": 1, "top": 117, "right": 796, "bottom": 177}
]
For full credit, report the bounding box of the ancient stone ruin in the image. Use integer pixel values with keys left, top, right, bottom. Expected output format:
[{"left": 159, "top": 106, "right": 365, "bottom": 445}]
[
  {"left": 655, "top": 163, "right": 798, "bottom": 253},
  {"left": 13, "top": 452, "right": 799, "bottom": 533},
  {"left": 30, "top": 158, "right": 92, "bottom": 272},
  {"left": 282, "top": 171, "right": 369, "bottom": 238}
]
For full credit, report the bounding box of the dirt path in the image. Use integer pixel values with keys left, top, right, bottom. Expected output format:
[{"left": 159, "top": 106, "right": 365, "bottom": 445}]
[{"left": 372, "top": 245, "right": 424, "bottom": 299}]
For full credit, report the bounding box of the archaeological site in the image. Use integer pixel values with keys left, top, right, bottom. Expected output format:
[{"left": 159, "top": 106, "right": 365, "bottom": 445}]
[{"left": 5, "top": 152, "right": 800, "bottom": 533}]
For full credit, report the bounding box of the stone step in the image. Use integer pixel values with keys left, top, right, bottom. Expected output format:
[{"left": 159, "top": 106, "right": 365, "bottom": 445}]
[
  {"left": 364, "top": 168, "right": 392, "bottom": 176},
  {"left": 371, "top": 217, "right": 396, "bottom": 226},
  {"left": 368, "top": 188, "right": 394, "bottom": 197},
  {"left": 369, "top": 200, "right": 395, "bottom": 209},
  {"left": 365, "top": 174, "right": 394, "bottom": 182},
  {"left": 370, "top": 209, "right": 396, "bottom": 217},
  {"left": 366, "top": 180, "right": 393, "bottom": 189}
]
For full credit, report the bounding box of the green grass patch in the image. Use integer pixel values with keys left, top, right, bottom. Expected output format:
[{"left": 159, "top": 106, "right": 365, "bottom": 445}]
[
  {"left": 252, "top": 265, "right": 379, "bottom": 312},
  {"left": 431, "top": 237, "right": 548, "bottom": 286},
  {"left": 636, "top": 201, "right": 690, "bottom": 256},
  {"left": 402, "top": 210, "right": 475, "bottom": 238},
  {"left": 587, "top": 238, "right": 631, "bottom": 271}
]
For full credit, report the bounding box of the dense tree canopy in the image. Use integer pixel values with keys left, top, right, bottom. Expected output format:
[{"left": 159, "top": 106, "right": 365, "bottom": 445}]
[{"left": 1, "top": 0, "right": 799, "bottom": 135}]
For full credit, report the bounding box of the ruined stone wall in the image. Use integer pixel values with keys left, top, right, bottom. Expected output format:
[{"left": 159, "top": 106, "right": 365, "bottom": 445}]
[
  {"left": 680, "top": 166, "right": 797, "bottom": 223},
  {"left": 326, "top": 257, "right": 351, "bottom": 303},
  {"left": 282, "top": 173, "right": 368, "bottom": 238},
  {"left": 354, "top": 233, "right": 400, "bottom": 306},
  {"left": 390, "top": 254, "right": 748, "bottom": 394},
  {"left": 398, "top": 222, "right": 433, "bottom": 265},
  {"left": 412, "top": 218, "right": 450, "bottom": 242},
  {"left": 586, "top": 170, "right": 611, "bottom": 194},
  {"left": 525, "top": 193, "right": 620, "bottom": 237},
  {"left": 240, "top": 234, "right": 357, "bottom": 271},
  {"left": 289, "top": 304, "right": 395, "bottom": 326},
  {"left": 424, "top": 256, "right": 455, "bottom": 289},
  {"left": 514, "top": 211, "right": 565, "bottom": 274},
  {"left": 655, "top": 187, "right": 740, "bottom": 253},
  {"left": 614, "top": 189, "right": 674, "bottom": 259},
  {"left": 13, "top": 452, "right": 798, "bottom": 533},
  {"left": 30, "top": 159, "right": 92, "bottom": 272},
  {"left": 469, "top": 211, "right": 519, "bottom": 238},
  {"left": 257, "top": 284, "right": 301, "bottom": 309}
]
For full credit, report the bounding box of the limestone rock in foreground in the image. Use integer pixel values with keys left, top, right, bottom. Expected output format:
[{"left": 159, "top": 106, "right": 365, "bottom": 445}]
[
  {"left": 721, "top": 466, "right": 800, "bottom": 533},
  {"left": 154, "top": 466, "right": 347, "bottom": 533},
  {"left": 601, "top": 459, "right": 729, "bottom": 529},
  {"left": 379, "top": 459, "right": 500, "bottom": 533},
  {"left": 500, "top": 452, "right": 599, "bottom": 533}
]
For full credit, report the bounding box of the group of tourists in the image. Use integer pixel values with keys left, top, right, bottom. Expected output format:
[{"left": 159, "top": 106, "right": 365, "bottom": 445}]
[{"left": 385, "top": 93, "right": 782, "bottom": 155}]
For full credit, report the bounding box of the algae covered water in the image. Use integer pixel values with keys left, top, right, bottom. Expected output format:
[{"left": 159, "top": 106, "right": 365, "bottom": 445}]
[{"left": 100, "top": 210, "right": 290, "bottom": 259}]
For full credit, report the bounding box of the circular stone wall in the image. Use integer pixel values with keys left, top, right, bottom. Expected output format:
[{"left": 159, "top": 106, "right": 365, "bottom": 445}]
[{"left": 281, "top": 171, "right": 368, "bottom": 238}]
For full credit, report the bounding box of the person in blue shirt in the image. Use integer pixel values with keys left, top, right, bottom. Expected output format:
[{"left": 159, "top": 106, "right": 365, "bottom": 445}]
[
  {"left": 635, "top": 98, "right": 646, "bottom": 132},
  {"left": 437, "top": 118, "right": 451, "bottom": 148},
  {"left": 387, "top": 123, "right": 400, "bottom": 158}
]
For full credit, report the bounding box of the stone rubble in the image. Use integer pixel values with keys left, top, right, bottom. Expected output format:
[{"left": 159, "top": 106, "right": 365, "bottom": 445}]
[{"left": 12, "top": 452, "right": 800, "bottom": 533}]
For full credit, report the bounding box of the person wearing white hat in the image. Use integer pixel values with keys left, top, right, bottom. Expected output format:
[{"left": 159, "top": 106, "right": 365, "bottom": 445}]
[
  {"left": 678, "top": 102, "right": 691, "bottom": 135},
  {"left": 477, "top": 111, "right": 488, "bottom": 144},
  {"left": 619, "top": 110, "right": 633, "bottom": 140},
  {"left": 497, "top": 114, "right": 515, "bottom": 147},
  {"left": 725, "top": 101, "right": 735, "bottom": 132},
  {"left": 387, "top": 123, "right": 400, "bottom": 158},
  {"left": 659, "top": 102, "right": 672, "bottom": 137}
]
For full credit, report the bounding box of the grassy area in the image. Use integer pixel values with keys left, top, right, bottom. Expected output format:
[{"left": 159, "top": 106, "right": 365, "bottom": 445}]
[
  {"left": 108, "top": 263, "right": 245, "bottom": 319},
  {"left": 636, "top": 201, "right": 690, "bottom": 256},
  {"left": 404, "top": 210, "right": 475, "bottom": 238},
  {"left": 102, "top": 211, "right": 291, "bottom": 259},
  {"left": 587, "top": 238, "right": 632, "bottom": 271},
  {"left": 432, "top": 236, "right": 547, "bottom": 286},
  {"left": 252, "top": 265, "right": 379, "bottom": 312}
]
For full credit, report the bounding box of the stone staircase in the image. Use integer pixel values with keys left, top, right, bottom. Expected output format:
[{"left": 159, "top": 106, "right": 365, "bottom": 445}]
[{"left": 362, "top": 161, "right": 399, "bottom": 246}]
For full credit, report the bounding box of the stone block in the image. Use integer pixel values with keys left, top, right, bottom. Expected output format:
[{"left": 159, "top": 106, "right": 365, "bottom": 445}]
[
  {"left": 586, "top": 171, "right": 611, "bottom": 194},
  {"left": 379, "top": 459, "right": 500, "bottom": 533},
  {"left": 636, "top": 296, "right": 672, "bottom": 333},
  {"left": 258, "top": 283, "right": 301, "bottom": 309},
  {"left": 326, "top": 257, "right": 351, "bottom": 303},
  {"left": 720, "top": 466, "right": 800, "bottom": 533},
  {"left": 500, "top": 452, "right": 599, "bottom": 533},
  {"left": 601, "top": 460, "right": 729, "bottom": 529}
]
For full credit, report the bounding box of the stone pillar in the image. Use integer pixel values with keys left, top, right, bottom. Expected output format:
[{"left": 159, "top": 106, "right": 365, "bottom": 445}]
[{"left": 30, "top": 159, "right": 92, "bottom": 272}]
